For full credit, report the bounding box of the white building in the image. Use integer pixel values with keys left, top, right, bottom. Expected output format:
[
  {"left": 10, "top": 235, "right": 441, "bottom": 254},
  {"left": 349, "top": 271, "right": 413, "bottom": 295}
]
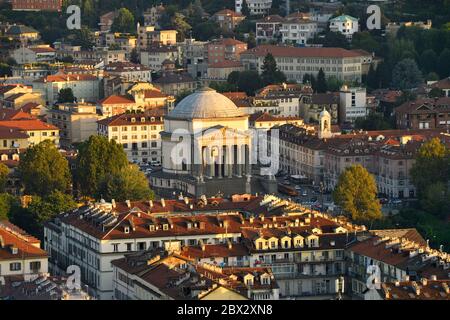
[
  {"left": 0, "top": 221, "right": 48, "bottom": 281},
  {"left": 43, "top": 200, "right": 244, "bottom": 299},
  {"left": 235, "top": 0, "right": 272, "bottom": 16},
  {"left": 241, "top": 45, "right": 366, "bottom": 83},
  {"left": 104, "top": 62, "right": 152, "bottom": 83},
  {"left": 33, "top": 73, "right": 101, "bottom": 105},
  {"left": 280, "top": 18, "right": 318, "bottom": 45},
  {"left": 329, "top": 15, "right": 359, "bottom": 40},
  {"left": 97, "top": 110, "right": 164, "bottom": 164},
  {"left": 12, "top": 46, "right": 56, "bottom": 64},
  {"left": 339, "top": 86, "right": 368, "bottom": 123}
]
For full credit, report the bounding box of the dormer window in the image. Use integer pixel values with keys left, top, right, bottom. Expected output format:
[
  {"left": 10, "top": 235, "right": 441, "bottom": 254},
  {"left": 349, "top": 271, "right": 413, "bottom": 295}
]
[
  {"left": 141, "top": 117, "right": 146, "bottom": 123},
  {"left": 261, "top": 276, "right": 270, "bottom": 285},
  {"left": 131, "top": 118, "right": 136, "bottom": 123},
  {"left": 149, "top": 224, "right": 155, "bottom": 231},
  {"left": 124, "top": 226, "right": 130, "bottom": 234},
  {"left": 163, "top": 224, "right": 169, "bottom": 230}
]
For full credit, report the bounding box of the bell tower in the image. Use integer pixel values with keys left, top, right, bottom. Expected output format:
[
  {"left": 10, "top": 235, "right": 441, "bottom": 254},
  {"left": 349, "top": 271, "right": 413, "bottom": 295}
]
[{"left": 318, "top": 108, "right": 332, "bottom": 139}]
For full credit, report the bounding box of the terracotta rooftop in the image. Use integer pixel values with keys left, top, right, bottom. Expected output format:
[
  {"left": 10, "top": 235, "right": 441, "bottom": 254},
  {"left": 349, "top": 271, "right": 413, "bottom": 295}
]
[{"left": 242, "top": 45, "right": 369, "bottom": 58}]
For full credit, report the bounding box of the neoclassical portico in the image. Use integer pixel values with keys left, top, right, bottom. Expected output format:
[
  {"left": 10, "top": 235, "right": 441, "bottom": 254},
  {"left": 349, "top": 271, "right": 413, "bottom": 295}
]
[{"left": 150, "top": 87, "right": 260, "bottom": 197}]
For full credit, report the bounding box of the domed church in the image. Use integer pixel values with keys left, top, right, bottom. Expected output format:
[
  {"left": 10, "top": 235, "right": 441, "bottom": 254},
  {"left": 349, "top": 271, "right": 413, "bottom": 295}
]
[{"left": 149, "top": 87, "right": 276, "bottom": 197}]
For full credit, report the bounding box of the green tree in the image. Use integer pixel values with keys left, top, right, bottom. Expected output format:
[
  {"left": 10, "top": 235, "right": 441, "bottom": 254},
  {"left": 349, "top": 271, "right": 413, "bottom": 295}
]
[
  {"left": 99, "top": 165, "right": 154, "bottom": 201},
  {"left": 326, "top": 76, "right": 343, "bottom": 92},
  {"left": 429, "top": 87, "right": 445, "bottom": 98},
  {"left": 354, "top": 112, "right": 393, "bottom": 131},
  {"left": 12, "top": 191, "right": 77, "bottom": 237},
  {"left": 437, "top": 48, "right": 450, "bottom": 78},
  {"left": 0, "top": 193, "right": 18, "bottom": 221},
  {"left": 130, "top": 48, "right": 139, "bottom": 64},
  {"left": 57, "top": 88, "right": 76, "bottom": 103},
  {"left": 75, "top": 135, "right": 129, "bottom": 198},
  {"left": 18, "top": 140, "right": 72, "bottom": 197},
  {"left": 351, "top": 31, "right": 380, "bottom": 54},
  {"left": 419, "top": 49, "right": 438, "bottom": 74},
  {"left": 391, "top": 58, "right": 423, "bottom": 90},
  {"left": 237, "top": 71, "right": 263, "bottom": 95},
  {"left": 172, "top": 12, "right": 192, "bottom": 41},
  {"left": 316, "top": 68, "right": 327, "bottom": 93},
  {"left": 420, "top": 182, "right": 450, "bottom": 219},
  {"left": 0, "top": 163, "right": 9, "bottom": 193},
  {"left": 111, "top": 8, "right": 136, "bottom": 34},
  {"left": 241, "top": 0, "right": 250, "bottom": 17},
  {"left": 366, "top": 64, "right": 378, "bottom": 90},
  {"left": 71, "top": 26, "right": 94, "bottom": 50},
  {"left": 333, "top": 165, "right": 382, "bottom": 222},
  {"left": 261, "top": 53, "right": 286, "bottom": 86},
  {"left": 0, "top": 63, "right": 12, "bottom": 77},
  {"left": 309, "top": 31, "right": 349, "bottom": 49},
  {"left": 411, "top": 138, "right": 449, "bottom": 196}
]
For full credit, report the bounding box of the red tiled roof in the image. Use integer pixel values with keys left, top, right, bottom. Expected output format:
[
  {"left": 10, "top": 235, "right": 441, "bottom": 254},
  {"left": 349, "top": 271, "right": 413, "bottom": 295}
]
[
  {"left": 144, "top": 89, "right": 167, "bottom": 99},
  {"left": 99, "top": 95, "right": 135, "bottom": 105},
  {"left": 242, "top": 45, "right": 368, "bottom": 58},
  {"left": 208, "top": 61, "right": 243, "bottom": 68},
  {"left": 0, "top": 119, "right": 59, "bottom": 131},
  {"left": 35, "top": 73, "right": 98, "bottom": 83},
  {"left": 0, "top": 109, "right": 35, "bottom": 120},
  {"left": 0, "top": 221, "right": 48, "bottom": 261},
  {"left": 30, "top": 47, "right": 56, "bottom": 53}
]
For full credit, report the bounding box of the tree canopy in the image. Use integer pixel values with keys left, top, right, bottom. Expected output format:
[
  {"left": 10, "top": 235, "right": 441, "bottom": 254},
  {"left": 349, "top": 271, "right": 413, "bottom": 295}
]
[
  {"left": 0, "top": 163, "right": 9, "bottom": 193},
  {"left": 261, "top": 53, "right": 286, "bottom": 86},
  {"left": 75, "top": 135, "right": 129, "bottom": 198},
  {"left": 98, "top": 165, "right": 154, "bottom": 202},
  {"left": 18, "top": 140, "right": 72, "bottom": 197},
  {"left": 111, "top": 8, "right": 136, "bottom": 34},
  {"left": 391, "top": 58, "right": 423, "bottom": 90},
  {"left": 57, "top": 88, "right": 76, "bottom": 103},
  {"left": 333, "top": 165, "right": 382, "bottom": 222}
]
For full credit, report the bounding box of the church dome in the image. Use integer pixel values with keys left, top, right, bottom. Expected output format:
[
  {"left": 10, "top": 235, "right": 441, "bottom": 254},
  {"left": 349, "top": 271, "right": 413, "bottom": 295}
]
[{"left": 168, "top": 87, "right": 246, "bottom": 119}]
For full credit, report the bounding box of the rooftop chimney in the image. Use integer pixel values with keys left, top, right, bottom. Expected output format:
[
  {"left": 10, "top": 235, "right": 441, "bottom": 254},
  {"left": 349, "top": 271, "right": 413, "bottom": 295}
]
[
  {"left": 161, "top": 198, "right": 165, "bottom": 208},
  {"left": 125, "top": 200, "right": 131, "bottom": 208},
  {"left": 111, "top": 199, "right": 116, "bottom": 208},
  {"left": 149, "top": 200, "right": 153, "bottom": 208},
  {"left": 430, "top": 275, "right": 437, "bottom": 281}
]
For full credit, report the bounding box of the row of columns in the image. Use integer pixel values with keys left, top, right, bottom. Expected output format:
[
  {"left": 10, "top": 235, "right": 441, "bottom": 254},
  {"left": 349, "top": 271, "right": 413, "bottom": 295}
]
[{"left": 194, "top": 144, "right": 251, "bottom": 180}]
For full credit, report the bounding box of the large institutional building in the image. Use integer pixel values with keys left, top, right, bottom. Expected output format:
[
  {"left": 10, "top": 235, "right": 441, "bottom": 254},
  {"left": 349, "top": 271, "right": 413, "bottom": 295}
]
[{"left": 150, "top": 87, "right": 277, "bottom": 197}]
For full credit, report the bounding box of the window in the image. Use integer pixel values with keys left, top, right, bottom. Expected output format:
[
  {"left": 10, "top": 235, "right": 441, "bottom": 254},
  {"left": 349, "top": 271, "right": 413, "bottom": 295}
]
[
  {"left": 112, "top": 244, "right": 119, "bottom": 252},
  {"left": 10, "top": 262, "right": 21, "bottom": 271},
  {"left": 30, "top": 261, "right": 41, "bottom": 271},
  {"left": 126, "top": 243, "right": 132, "bottom": 251}
]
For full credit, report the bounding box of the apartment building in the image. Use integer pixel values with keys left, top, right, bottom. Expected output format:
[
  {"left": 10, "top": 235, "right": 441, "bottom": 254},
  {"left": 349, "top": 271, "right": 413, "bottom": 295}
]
[
  {"left": 4, "top": 24, "right": 40, "bottom": 42},
  {"left": 0, "top": 92, "right": 44, "bottom": 110},
  {"left": 276, "top": 124, "right": 327, "bottom": 184},
  {"left": 323, "top": 138, "right": 380, "bottom": 191},
  {"left": 255, "top": 15, "right": 284, "bottom": 44},
  {"left": 329, "top": 15, "right": 359, "bottom": 40},
  {"left": 300, "top": 93, "right": 339, "bottom": 124},
  {"left": 104, "top": 62, "right": 152, "bottom": 82},
  {"left": 33, "top": 73, "right": 101, "bottom": 105},
  {"left": 395, "top": 97, "right": 450, "bottom": 130},
  {"left": 430, "top": 77, "right": 450, "bottom": 97},
  {"left": 97, "top": 95, "right": 136, "bottom": 118},
  {"left": 347, "top": 230, "right": 450, "bottom": 299},
  {"left": 0, "top": 118, "right": 59, "bottom": 146},
  {"left": 143, "top": 5, "right": 165, "bottom": 28},
  {"left": 48, "top": 101, "right": 100, "bottom": 147},
  {"left": 97, "top": 109, "right": 164, "bottom": 164},
  {"left": 137, "top": 25, "right": 177, "bottom": 50},
  {"left": 12, "top": 45, "right": 56, "bottom": 64},
  {"left": 212, "top": 9, "right": 246, "bottom": 33},
  {"left": 256, "top": 13, "right": 318, "bottom": 45},
  {"left": 339, "top": 86, "right": 369, "bottom": 124},
  {"left": 0, "top": 220, "right": 48, "bottom": 281},
  {"left": 235, "top": 0, "right": 272, "bottom": 16},
  {"left": 43, "top": 199, "right": 248, "bottom": 299},
  {"left": 206, "top": 60, "right": 244, "bottom": 81},
  {"left": 140, "top": 45, "right": 180, "bottom": 72},
  {"left": 252, "top": 83, "right": 313, "bottom": 117},
  {"left": 241, "top": 45, "right": 366, "bottom": 83},
  {"left": 206, "top": 38, "right": 248, "bottom": 64}
]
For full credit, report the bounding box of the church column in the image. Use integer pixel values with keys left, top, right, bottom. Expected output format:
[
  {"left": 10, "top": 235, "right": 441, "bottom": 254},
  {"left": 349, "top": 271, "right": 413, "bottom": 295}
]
[
  {"left": 245, "top": 144, "right": 251, "bottom": 177},
  {"left": 236, "top": 144, "right": 243, "bottom": 177},
  {"left": 226, "top": 145, "right": 233, "bottom": 178},
  {"left": 217, "top": 146, "right": 223, "bottom": 178}
]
